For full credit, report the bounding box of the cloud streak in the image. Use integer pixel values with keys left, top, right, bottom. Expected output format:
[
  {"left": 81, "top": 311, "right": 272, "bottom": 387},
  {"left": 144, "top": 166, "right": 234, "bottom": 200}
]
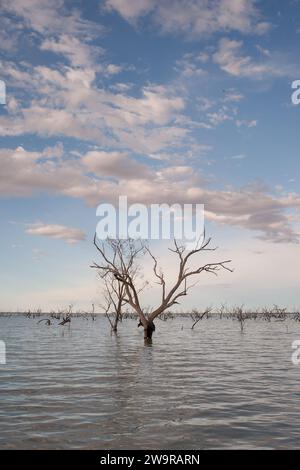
[{"left": 26, "top": 223, "right": 86, "bottom": 244}]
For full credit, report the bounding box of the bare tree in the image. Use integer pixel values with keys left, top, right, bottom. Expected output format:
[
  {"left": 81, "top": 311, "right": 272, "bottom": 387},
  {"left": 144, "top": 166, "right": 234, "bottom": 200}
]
[
  {"left": 233, "top": 306, "right": 246, "bottom": 332},
  {"left": 190, "top": 307, "right": 212, "bottom": 329},
  {"left": 58, "top": 304, "right": 73, "bottom": 326},
  {"left": 91, "top": 235, "right": 232, "bottom": 342},
  {"left": 92, "top": 238, "right": 147, "bottom": 333},
  {"left": 100, "top": 275, "right": 127, "bottom": 333},
  {"left": 91, "top": 303, "right": 96, "bottom": 321}
]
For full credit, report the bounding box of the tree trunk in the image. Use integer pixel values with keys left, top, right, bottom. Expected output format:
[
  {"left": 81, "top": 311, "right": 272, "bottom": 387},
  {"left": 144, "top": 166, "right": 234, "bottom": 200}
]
[
  {"left": 112, "top": 321, "right": 118, "bottom": 333},
  {"left": 144, "top": 320, "right": 155, "bottom": 342}
]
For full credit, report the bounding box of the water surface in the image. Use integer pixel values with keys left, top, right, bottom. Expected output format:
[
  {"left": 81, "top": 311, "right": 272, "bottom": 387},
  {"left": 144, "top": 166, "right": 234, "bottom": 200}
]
[{"left": 0, "top": 315, "right": 300, "bottom": 449}]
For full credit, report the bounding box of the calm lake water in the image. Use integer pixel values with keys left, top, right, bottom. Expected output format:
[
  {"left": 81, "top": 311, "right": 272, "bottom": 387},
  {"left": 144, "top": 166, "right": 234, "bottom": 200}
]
[{"left": 0, "top": 314, "right": 300, "bottom": 449}]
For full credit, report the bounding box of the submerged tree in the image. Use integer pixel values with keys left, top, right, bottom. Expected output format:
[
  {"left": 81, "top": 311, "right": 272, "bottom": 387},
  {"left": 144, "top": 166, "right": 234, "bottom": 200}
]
[
  {"left": 91, "top": 235, "right": 232, "bottom": 342},
  {"left": 100, "top": 274, "right": 127, "bottom": 333},
  {"left": 92, "top": 238, "right": 147, "bottom": 333},
  {"left": 58, "top": 304, "right": 73, "bottom": 326},
  {"left": 189, "top": 307, "right": 212, "bottom": 330}
]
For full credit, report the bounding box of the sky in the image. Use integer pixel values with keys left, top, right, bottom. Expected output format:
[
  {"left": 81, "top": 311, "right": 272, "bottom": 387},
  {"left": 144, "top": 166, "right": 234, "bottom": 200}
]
[{"left": 0, "top": 0, "right": 300, "bottom": 312}]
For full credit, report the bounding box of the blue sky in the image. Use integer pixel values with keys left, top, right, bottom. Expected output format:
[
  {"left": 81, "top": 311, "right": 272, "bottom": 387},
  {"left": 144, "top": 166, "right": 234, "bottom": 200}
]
[{"left": 0, "top": 0, "right": 300, "bottom": 311}]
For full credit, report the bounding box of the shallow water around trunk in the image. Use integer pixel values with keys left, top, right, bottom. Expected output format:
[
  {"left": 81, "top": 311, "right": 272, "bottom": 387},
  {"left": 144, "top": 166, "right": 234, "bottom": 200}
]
[{"left": 0, "top": 315, "right": 300, "bottom": 449}]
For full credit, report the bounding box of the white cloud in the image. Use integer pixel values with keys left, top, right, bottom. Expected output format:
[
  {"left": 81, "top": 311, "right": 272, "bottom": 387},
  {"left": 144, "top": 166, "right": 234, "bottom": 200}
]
[
  {"left": 40, "top": 35, "right": 104, "bottom": 68},
  {"left": 105, "top": 64, "right": 123, "bottom": 75},
  {"left": 1, "top": 145, "right": 300, "bottom": 243},
  {"left": 0, "top": 16, "right": 22, "bottom": 51},
  {"left": 0, "top": 0, "right": 105, "bottom": 83},
  {"left": 194, "top": 91, "right": 245, "bottom": 130},
  {"left": 206, "top": 107, "right": 233, "bottom": 127},
  {"left": 222, "top": 89, "right": 244, "bottom": 103},
  {"left": 236, "top": 119, "right": 257, "bottom": 128},
  {"left": 0, "top": 1, "right": 299, "bottom": 247},
  {"left": 0, "top": 60, "right": 187, "bottom": 152},
  {"left": 213, "top": 38, "right": 300, "bottom": 79},
  {"left": 26, "top": 223, "right": 86, "bottom": 244},
  {"left": 195, "top": 104, "right": 238, "bottom": 130},
  {"left": 1, "top": 0, "right": 103, "bottom": 37},
  {"left": 105, "top": 0, "right": 270, "bottom": 37},
  {"left": 82, "top": 150, "right": 151, "bottom": 179},
  {"left": 175, "top": 53, "right": 207, "bottom": 78},
  {"left": 105, "top": 0, "right": 153, "bottom": 21},
  {"left": 0, "top": 145, "right": 92, "bottom": 198},
  {"left": 213, "top": 38, "right": 274, "bottom": 78}
]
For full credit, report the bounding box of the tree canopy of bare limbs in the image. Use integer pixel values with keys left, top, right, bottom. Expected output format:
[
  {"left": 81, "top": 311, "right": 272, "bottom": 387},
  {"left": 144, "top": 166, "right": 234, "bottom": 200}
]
[{"left": 91, "top": 235, "right": 232, "bottom": 341}]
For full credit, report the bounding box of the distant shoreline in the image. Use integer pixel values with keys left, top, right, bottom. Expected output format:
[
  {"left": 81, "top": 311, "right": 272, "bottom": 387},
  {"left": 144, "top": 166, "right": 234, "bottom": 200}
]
[{"left": 1, "top": 307, "right": 299, "bottom": 321}]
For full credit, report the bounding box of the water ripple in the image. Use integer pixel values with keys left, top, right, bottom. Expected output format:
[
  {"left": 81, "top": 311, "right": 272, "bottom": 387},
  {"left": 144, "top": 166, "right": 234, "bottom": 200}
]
[{"left": 0, "top": 315, "right": 300, "bottom": 449}]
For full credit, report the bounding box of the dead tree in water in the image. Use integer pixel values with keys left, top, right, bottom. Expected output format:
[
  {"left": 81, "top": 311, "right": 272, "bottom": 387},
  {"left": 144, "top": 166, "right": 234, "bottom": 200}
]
[
  {"left": 59, "top": 304, "right": 72, "bottom": 326},
  {"left": 92, "top": 238, "right": 147, "bottom": 334},
  {"left": 91, "top": 235, "right": 232, "bottom": 342},
  {"left": 91, "top": 303, "right": 96, "bottom": 321},
  {"left": 190, "top": 308, "right": 212, "bottom": 329},
  {"left": 101, "top": 275, "right": 127, "bottom": 333},
  {"left": 233, "top": 306, "right": 246, "bottom": 332}
]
